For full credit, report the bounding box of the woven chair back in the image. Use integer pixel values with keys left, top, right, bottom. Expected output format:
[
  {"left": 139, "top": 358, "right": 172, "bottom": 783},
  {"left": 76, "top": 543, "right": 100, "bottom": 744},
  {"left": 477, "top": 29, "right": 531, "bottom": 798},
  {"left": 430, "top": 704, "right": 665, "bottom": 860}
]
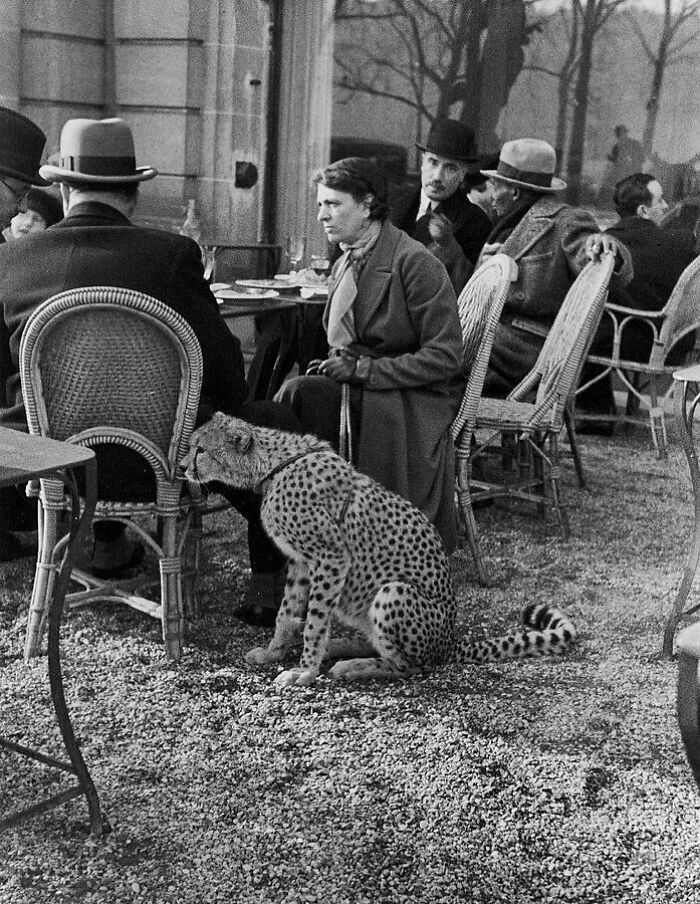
[
  {"left": 655, "top": 255, "right": 700, "bottom": 366},
  {"left": 451, "top": 253, "right": 518, "bottom": 440},
  {"left": 20, "top": 287, "right": 203, "bottom": 470},
  {"left": 532, "top": 253, "right": 616, "bottom": 423}
]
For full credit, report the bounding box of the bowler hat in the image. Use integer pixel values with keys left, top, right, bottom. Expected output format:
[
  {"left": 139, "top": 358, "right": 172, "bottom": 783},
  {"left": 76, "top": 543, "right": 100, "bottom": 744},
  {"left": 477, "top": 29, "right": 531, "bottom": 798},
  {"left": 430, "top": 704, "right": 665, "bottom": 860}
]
[
  {"left": 417, "top": 119, "right": 480, "bottom": 165},
  {"left": 0, "top": 107, "right": 48, "bottom": 185},
  {"left": 39, "top": 118, "right": 157, "bottom": 184},
  {"left": 481, "top": 138, "right": 566, "bottom": 193}
]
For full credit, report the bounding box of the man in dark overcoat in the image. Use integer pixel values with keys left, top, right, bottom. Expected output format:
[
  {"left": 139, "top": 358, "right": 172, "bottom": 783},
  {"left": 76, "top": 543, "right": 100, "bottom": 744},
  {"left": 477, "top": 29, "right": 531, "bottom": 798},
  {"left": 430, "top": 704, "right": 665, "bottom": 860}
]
[
  {"left": 389, "top": 118, "right": 491, "bottom": 294},
  {"left": 0, "top": 117, "right": 297, "bottom": 622},
  {"left": 578, "top": 171, "right": 696, "bottom": 420}
]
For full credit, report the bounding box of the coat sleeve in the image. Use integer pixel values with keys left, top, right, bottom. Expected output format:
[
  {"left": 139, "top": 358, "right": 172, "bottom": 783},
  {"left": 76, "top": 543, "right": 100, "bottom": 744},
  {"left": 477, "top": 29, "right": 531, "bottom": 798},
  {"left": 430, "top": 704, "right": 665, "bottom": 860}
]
[
  {"left": 363, "top": 247, "right": 463, "bottom": 391},
  {"left": 169, "top": 237, "right": 247, "bottom": 419}
]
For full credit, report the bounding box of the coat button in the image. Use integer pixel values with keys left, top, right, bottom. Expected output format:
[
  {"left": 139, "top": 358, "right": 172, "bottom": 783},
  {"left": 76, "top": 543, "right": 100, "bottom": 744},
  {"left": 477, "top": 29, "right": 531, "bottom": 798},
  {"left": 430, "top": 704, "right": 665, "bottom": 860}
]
[{"left": 514, "top": 290, "right": 525, "bottom": 300}]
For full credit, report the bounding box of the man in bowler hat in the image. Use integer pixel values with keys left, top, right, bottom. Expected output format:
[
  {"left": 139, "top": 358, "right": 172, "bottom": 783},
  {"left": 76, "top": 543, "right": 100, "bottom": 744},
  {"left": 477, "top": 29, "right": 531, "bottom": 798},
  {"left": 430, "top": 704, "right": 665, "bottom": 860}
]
[
  {"left": 0, "top": 117, "right": 298, "bottom": 624},
  {"left": 390, "top": 118, "right": 492, "bottom": 293}
]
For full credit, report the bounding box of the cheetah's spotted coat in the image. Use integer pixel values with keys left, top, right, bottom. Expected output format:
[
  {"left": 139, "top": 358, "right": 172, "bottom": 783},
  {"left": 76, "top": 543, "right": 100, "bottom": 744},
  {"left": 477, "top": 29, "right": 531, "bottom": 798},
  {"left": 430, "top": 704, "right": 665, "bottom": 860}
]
[{"left": 184, "top": 413, "right": 577, "bottom": 687}]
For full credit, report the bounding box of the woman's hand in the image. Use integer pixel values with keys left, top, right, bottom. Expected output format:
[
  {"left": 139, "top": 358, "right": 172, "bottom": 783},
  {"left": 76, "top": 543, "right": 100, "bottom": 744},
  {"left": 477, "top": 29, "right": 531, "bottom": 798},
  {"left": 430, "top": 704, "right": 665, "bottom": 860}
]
[{"left": 318, "top": 350, "right": 357, "bottom": 383}]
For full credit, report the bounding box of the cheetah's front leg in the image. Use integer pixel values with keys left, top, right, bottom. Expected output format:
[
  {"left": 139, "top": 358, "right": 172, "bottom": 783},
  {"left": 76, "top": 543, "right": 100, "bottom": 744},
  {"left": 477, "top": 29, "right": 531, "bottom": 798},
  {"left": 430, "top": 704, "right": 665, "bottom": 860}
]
[
  {"left": 245, "top": 559, "right": 310, "bottom": 667},
  {"left": 273, "top": 554, "right": 350, "bottom": 688}
]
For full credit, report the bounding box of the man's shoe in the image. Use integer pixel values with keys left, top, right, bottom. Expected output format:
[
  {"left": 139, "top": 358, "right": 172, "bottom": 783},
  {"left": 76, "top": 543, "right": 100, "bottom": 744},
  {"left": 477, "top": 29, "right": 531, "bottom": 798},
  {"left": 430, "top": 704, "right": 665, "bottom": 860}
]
[{"left": 89, "top": 541, "right": 145, "bottom": 579}]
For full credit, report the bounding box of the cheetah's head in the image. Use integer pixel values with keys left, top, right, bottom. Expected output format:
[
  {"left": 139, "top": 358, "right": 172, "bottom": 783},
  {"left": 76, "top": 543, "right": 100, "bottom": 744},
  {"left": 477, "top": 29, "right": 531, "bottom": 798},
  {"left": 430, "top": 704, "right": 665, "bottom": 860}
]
[{"left": 182, "top": 412, "right": 265, "bottom": 490}]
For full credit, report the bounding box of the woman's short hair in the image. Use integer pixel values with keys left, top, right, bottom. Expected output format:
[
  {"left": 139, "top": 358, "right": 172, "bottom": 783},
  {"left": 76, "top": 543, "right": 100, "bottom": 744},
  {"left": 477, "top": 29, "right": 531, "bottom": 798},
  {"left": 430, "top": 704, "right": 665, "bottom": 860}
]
[
  {"left": 613, "top": 172, "right": 655, "bottom": 217},
  {"left": 19, "top": 187, "right": 63, "bottom": 226},
  {"left": 312, "top": 157, "right": 389, "bottom": 221}
]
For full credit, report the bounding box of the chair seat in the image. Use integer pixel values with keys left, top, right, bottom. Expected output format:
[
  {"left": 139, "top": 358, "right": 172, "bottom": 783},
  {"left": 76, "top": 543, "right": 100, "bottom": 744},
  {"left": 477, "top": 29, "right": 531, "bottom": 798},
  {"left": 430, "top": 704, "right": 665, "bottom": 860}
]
[{"left": 477, "top": 397, "right": 547, "bottom": 432}]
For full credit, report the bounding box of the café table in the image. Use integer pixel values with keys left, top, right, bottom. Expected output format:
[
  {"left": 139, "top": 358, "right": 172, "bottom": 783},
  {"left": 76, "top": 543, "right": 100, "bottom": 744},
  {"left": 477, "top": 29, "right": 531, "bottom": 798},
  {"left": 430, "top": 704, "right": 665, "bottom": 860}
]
[
  {"left": 214, "top": 281, "right": 328, "bottom": 401},
  {"left": 0, "top": 427, "right": 104, "bottom": 835}
]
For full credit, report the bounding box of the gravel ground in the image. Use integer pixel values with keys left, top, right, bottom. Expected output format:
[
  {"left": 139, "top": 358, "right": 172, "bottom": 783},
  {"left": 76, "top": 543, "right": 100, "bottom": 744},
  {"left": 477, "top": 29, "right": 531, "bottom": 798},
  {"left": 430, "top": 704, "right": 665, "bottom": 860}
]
[{"left": 1, "top": 428, "right": 700, "bottom": 904}]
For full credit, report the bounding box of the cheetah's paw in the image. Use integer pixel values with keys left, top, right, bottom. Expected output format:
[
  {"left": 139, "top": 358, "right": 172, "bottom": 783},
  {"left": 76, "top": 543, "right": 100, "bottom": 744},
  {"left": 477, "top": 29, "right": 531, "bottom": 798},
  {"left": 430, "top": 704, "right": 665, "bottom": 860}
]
[
  {"left": 245, "top": 646, "right": 284, "bottom": 667},
  {"left": 273, "top": 667, "right": 319, "bottom": 688}
]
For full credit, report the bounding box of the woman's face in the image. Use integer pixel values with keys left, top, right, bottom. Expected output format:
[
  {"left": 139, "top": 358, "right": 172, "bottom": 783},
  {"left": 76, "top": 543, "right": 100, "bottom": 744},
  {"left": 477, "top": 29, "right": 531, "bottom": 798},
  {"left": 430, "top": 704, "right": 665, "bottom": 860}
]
[
  {"left": 316, "top": 184, "right": 370, "bottom": 245},
  {"left": 9, "top": 207, "right": 48, "bottom": 240}
]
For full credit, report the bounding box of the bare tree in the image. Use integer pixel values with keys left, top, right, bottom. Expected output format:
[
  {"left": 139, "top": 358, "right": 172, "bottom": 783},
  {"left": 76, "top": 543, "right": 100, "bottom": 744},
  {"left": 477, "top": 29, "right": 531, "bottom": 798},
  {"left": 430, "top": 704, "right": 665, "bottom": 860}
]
[
  {"left": 333, "top": 0, "right": 543, "bottom": 153},
  {"left": 627, "top": 0, "right": 700, "bottom": 155},
  {"left": 565, "top": 0, "right": 630, "bottom": 204}
]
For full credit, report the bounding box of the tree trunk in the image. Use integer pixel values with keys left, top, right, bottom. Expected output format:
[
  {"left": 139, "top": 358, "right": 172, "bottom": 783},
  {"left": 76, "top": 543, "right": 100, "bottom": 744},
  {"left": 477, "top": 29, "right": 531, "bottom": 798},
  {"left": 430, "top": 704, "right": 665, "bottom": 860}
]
[
  {"left": 642, "top": 1, "right": 671, "bottom": 155},
  {"left": 566, "top": 1, "right": 597, "bottom": 204},
  {"left": 475, "top": 0, "right": 527, "bottom": 153}
]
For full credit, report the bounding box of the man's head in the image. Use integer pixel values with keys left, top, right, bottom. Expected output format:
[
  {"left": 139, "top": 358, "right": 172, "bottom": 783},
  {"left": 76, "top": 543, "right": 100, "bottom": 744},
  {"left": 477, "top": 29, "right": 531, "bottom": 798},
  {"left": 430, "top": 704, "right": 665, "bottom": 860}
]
[
  {"left": 482, "top": 138, "right": 566, "bottom": 221},
  {"left": 613, "top": 172, "right": 668, "bottom": 225},
  {"left": 615, "top": 124, "right": 629, "bottom": 139},
  {"left": 39, "top": 117, "right": 157, "bottom": 216},
  {"left": 417, "top": 119, "right": 479, "bottom": 204},
  {"left": 0, "top": 107, "right": 48, "bottom": 227}
]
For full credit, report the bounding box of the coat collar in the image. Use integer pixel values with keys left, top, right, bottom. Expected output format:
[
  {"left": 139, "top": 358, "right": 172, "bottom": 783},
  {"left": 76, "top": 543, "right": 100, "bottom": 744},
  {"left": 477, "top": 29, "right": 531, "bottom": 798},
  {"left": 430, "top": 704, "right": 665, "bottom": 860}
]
[
  {"left": 54, "top": 201, "right": 133, "bottom": 228},
  {"left": 501, "top": 194, "right": 566, "bottom": 259},
  {"left": 353, "top": 220, "right": 402, "bottom": 333}
]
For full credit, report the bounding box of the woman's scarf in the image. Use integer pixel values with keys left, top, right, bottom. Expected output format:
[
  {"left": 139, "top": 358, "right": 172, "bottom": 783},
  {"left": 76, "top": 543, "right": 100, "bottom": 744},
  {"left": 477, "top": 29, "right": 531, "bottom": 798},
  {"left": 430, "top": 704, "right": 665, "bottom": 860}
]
[{"left": 326, "top": 220, "right": 382, "bottom": 351}]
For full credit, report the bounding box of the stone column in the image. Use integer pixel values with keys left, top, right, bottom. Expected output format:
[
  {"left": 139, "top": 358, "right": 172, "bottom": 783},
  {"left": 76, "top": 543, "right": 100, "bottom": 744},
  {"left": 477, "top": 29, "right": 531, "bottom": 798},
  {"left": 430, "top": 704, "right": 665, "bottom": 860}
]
[
  {"left": 275, "top": 0, "right": 335, "bottom": 262},
  {"left": 0, "top": 0, "right": 22, "bottom": 110}
]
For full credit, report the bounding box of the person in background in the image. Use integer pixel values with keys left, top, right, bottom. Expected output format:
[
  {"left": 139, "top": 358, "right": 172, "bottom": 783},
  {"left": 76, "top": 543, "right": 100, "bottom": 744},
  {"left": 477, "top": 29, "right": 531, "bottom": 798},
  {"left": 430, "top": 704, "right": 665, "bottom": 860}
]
[
  {"left": 464, "top": 155, "right": 499, "bottom": 222},
  {"left": 390, "top": 118, "right": 492, "bottom": 294},
  {"left": 1, "top": 187, "right": 63, "bottom": 242},
  {"left": 277, "top": 157, "right": 463, "bottom": 554},
  {"left": 0, "top": 105, "right": 50, "bottom": 481},
  {"left": 577, "top": 172, "right": 696, "bottom": 429},
  {"left": 479, "top": 138, "right": 632, "bottom": 397},
  {"left": 0, "top": 117, "right": 300, "bottom": 628}
]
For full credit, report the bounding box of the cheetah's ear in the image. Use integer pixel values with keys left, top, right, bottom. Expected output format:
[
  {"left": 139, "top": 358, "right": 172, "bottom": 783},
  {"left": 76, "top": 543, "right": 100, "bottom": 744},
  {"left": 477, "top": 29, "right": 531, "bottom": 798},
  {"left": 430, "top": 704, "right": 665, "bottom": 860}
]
[{"left": 222, "top": 416, "right": 255, "bottom": 453}]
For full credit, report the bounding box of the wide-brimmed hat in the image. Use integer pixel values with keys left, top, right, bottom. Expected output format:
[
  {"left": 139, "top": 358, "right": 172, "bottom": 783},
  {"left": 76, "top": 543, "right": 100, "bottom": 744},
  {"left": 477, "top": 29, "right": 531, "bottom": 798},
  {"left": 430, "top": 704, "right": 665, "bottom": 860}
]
[
  {"left": 0, "top": 107, "right": 48, "bottom": 186},
  {"left": 417, "top": 118, "right": 480, "bottom": 166},
  {"left": 481, "top": 138, "right": 566, "bottom": 193},
  {"left": 18, "top": 187, "right": 63, "bottom": 226},
  {"left": 39, "top": 118, "right": 157, "bottom": 184}
]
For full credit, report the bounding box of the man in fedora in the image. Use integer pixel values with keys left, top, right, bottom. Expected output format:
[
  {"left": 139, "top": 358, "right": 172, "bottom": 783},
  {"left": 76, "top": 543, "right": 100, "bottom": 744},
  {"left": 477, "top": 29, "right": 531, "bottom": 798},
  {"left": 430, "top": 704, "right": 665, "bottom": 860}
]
[
  {"left": 0, "top": 117, "right": 299, "bottom": 622},
  {"left": 479, "top": 137, "right": 632, "bottom": 396},
  {"left": 390, "top": 118, "right": 492, "bottom": 293}
]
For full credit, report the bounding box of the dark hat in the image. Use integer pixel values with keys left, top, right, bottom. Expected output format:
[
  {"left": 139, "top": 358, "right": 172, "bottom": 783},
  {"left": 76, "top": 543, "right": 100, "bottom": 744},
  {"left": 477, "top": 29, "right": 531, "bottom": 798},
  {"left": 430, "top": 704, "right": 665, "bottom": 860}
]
[
  {"left": 0, "top": 107, "right": 48, "bottom": 186},
  {"left": 19, "top": 188, "right": 63, "bottom": 226},
  {"left": 481, "top": 138, "right": 566, "bottom": 193},
  {"left": 39, "top": 118, "right": 157, "bottom": 184},
  {"left": 416, "top": 119, "right": 480, "bottom": 165}
]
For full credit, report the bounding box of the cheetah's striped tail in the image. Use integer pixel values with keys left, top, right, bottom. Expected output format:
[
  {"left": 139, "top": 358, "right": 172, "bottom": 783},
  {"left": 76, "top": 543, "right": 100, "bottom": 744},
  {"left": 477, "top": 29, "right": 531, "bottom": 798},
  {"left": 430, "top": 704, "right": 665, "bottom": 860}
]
[{"left": 454, "top": 603, "right": 577, "bottom": 664}]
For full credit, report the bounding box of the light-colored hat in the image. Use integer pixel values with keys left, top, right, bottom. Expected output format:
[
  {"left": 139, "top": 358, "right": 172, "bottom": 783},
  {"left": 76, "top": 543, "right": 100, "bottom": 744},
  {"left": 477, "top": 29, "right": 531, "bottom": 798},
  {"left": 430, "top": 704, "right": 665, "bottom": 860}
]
[
  {"left": 481, "top": 138, "right": 566, "bottom": 193},
  {"left": 39, "top": 118, "right": 157, "bottom": 184}
]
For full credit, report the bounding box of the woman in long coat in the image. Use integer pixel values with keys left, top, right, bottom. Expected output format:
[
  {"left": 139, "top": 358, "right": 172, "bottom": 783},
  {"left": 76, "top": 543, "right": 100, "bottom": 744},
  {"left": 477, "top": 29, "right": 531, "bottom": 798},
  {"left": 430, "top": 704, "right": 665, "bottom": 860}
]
[{"left": 276, "top": 157, "right": 464, "bottom": 553}]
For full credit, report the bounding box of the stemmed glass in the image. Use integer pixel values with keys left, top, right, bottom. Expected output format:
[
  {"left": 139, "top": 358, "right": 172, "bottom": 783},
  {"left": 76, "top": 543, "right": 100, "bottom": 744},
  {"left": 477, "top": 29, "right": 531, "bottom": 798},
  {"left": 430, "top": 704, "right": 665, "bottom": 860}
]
[
  {"left": 200, "top": 244, "right": 217, "bottom": 282},
  {"left": 287, "top": 235, "right": 306, "bottom": 273}
]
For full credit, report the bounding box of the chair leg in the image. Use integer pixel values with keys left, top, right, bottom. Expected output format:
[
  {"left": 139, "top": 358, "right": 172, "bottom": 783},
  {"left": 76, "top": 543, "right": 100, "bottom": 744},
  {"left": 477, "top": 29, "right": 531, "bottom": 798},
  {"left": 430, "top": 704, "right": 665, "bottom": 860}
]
[
  {"left": 24, "top": 502, "right": 60, "bottom": 660},
  {"left": 159, "top": 516, "right": 184, "bottom": 661},
  {"left": 456, "top": 456, "right": 492, "bottom": 586},
  {"left": 648, "top": 376, "right": 668, "bottom": 458},
  {"left": 564, "top": 405, "right": 588, "bottom": 490},
  {"left": 546, "top": 434, "right": 570, "bottom": 540}
]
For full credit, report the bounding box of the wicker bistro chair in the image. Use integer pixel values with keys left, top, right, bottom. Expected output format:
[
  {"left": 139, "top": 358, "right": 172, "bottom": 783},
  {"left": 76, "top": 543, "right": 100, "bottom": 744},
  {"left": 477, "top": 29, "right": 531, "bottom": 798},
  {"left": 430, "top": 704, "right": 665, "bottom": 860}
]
[
  {"left": 450, "top": 253, "right": 518, "bottom": 584},
  {"left": 464, "top": 253, "right": 616, "bottom": 559},
  {"left": 20, "top": 287, "right": 204, "bottom": 662},
  {"left": 575, "top": 254, "right": 700, "bottom": 457}
]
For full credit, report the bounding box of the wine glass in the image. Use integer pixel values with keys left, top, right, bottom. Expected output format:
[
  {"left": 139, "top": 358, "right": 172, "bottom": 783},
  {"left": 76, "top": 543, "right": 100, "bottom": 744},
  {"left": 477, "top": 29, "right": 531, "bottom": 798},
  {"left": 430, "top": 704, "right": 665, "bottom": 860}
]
[
  {"left": 287, "top": 235, "right": 306, "bottom": 273},
  {"left": 200, "top": 244, "right": 217, "bottom": 282}
]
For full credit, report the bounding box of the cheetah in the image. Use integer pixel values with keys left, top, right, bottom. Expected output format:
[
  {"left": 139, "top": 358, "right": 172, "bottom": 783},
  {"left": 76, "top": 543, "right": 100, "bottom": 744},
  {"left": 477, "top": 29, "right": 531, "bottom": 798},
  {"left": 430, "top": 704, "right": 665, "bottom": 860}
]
[{"left": 183, "top": 412, "right": 577, "bottom": 687}]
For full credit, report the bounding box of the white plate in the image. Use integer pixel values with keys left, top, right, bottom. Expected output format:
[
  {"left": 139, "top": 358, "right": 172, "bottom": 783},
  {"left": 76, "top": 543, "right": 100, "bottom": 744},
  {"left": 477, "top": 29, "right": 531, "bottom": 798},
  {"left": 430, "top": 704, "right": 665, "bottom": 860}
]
[{"left": 215, "top": 287, "right": 280, "bottom": 301}]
